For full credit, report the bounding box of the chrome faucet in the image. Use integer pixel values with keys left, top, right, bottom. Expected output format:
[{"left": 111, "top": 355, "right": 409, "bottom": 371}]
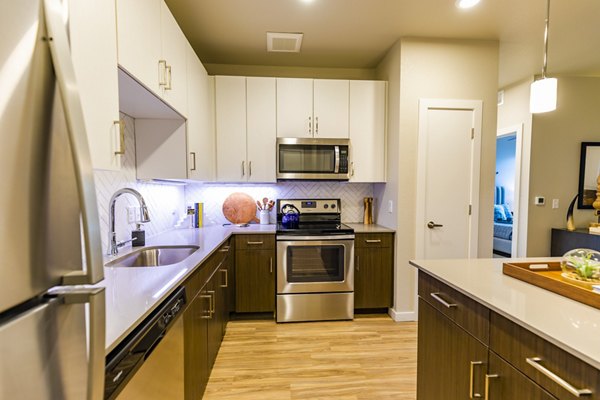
[{"left": 107, "top": 188, "right": 150, "bottom": 255}]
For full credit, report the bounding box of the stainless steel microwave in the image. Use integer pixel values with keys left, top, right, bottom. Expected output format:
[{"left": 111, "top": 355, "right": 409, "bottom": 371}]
[{"left": 276, "top": 138, "right": 350, "bottom": 180}]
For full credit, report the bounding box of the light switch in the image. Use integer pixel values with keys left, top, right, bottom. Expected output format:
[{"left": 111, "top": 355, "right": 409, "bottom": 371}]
[{"left": 552, "top": 199, "right": 559, "bottom": 209}]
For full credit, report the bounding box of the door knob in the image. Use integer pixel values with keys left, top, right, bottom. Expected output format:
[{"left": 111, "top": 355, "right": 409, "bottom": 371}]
[{"left": 427, "top": 221, "right": 443, "bottom": 229}]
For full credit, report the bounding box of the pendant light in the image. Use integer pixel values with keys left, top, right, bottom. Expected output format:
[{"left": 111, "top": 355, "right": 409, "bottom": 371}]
[{"left": 530, "top": 0, "right": 557, "bottom": 113}]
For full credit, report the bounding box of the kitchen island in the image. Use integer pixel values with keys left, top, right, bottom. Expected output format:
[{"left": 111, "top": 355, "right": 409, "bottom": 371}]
[{"left": 411, "top": 258, "right": 600, "bottom": 399}]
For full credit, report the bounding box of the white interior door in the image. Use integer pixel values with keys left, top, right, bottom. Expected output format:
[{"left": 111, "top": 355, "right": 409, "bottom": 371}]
[{"left": 416, "top": 99, "right": 482, "bottom": 259}]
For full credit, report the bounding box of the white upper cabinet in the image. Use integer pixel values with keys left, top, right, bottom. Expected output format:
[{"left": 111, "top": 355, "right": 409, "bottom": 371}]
[
  {"left": 116, "top": 0, "right": 162, "bottom": 95},
  {"left": 349, "top": 80, "right": 387, "bottom": 183},
  {"left": 159, "top": 1, "right": 188, "bottom": 115},
  {"left": 313, "top": 79, "right": 350, "bottom": 138},
  {"left": 276, "top": 78, "right": 350, "bottom": 138},
  {"left": 215, "top": 76, "right": 277, "bottom": 183},
  {"left": 276, "top": 78, "right": 313, "bottom": 138},
  {"left": 186, "top": 44, "right": 215, "bottom": 181},
  {"left": 215, "top": 76, "right": 247, "bottom": 182},
  {"left": 246, "top": 77, "right": 277, "bottom": 183},
  {"left": 69, "top": 0, "right": 122, "bottom": 171},
  {"left": 116, "top": 0, "right": 188, "bottom": 116}
]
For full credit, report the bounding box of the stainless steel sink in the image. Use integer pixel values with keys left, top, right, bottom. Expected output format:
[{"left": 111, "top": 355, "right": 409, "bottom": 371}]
[{"left": 105, "top": 245, "right": 200, "bottom": 268}]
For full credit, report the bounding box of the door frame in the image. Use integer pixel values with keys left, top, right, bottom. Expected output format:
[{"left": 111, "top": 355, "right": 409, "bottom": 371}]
[
  {"left": 497, "top": 124, "right": 524, "bottom": 257},
  {"left": 415, "top": 99, "right": 483, "bottom": 260}
]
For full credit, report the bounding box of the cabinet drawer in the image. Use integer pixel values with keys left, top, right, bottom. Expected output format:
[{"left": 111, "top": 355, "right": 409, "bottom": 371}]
[
  {"left": 235, "top": 234, "right": 275, "bottom": 250},
  {"left": 355, "top": 233, "right": 393, "bottom": 248},
  {"left": 418, "top": 271, "right": 489, "bottom": 344},
  {"left": 490, "top": 312, "right": 600, "bottom": 399}
]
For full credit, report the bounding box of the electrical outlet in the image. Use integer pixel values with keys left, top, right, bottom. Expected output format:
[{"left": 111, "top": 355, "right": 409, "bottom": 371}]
[
  {"left": 127, "top": 206, "right": 137, "bottom": 223},
  {"left": 552, "top": 199, "right": 559, "bottom": 209}
]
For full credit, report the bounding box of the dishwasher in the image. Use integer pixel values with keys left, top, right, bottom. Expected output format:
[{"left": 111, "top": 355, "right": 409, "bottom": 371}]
[{"left": 104, "top": 286, "right": 187, "bottom": 400}]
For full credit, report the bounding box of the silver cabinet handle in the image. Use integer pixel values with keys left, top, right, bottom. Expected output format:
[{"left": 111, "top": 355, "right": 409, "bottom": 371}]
[
  {"left": 158, "top": 60, "right": 168, "bottom": 86},
  {"left": 242, "top": 160, "right": 245, "bottom": 176},
  {"left": 469, "top": 361, "right": 483, "bottom": 399},
  {"left": 43, "top": 0, "right": 104, "bottom": 287},
  {"left": 190, "top": 152, "right": 196, "bottom": 171},
  {"left": 484, "top": 374, "right": 498, "bottom": 400},
  {"left": 315, "top": 116, "right": 319, "bottom": 134},
  {"left": 207, "top": 290, "right": 215, "bottom": 314},
  {"left": 113, "top": 120, "right": 125, "bottom": 155},
  {"left": 219, "top": 246, "right": 230, "bottom": 252},
  {"left": 199, "top": 294, "right": 212, "bottom": 319},
  {"left": 247, "top": 241, "right": 263, "bottom": 245},
  {"left": 165, "top": 65, "right": 172, "bottom": 90},
  {"left": 55, "top": 288, "right": 105, "bottom": 400},
  {"left": 270, "top": 257, "right": 273, "bottom": 274},
  {"left": 220, "top": 269, "right": 228, "bottom": 288},
  {"left": 351, "top": 161, "right": 355, "bottom": 176},
  {"left": 526, "top": 357, "right": 592, "bottom": 397},
  {"left": 308, "top": 116, "right": 312, "bottom": 134},
  {"left": 365, "top": 239, "right": 381, "bottom": 243},
  {"left": 249, "top": 161, "right": 252, "bottom": 177},
  {"left": 427, "top": 221, "right": 444, "bottom": 229},
  {"left": 430, "top": 292, "right": 458, "bottom": 308}
]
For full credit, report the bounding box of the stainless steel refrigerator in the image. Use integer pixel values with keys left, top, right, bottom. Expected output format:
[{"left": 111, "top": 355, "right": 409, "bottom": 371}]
[{"left": 0, "top": 0, "right": 105, "bottom": 399}]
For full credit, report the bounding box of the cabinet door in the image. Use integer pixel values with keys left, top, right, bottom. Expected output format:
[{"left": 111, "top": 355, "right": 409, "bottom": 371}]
[
  {"left": 186, "top": 44, "right": 215, "bottom": 181},
  {"left": 487, "top": 352, "right": 557, "bottom": 400},
  {"left": 417, "top": 298, "right": 488, "bottom": 400},
  {"left": 215, "top": 76, "right": 247, "bottom": 181},
  {"left": 116, "top": 0, "right": 162, "bottom": 94},
  {"left": 313, "top": 79, "right": 349, "bottom": 138},
  {"left": 206, "top": 273, "right": 222, "bottom": 370},
  {"left": 349, "top": 81, "right": 386, "bottom": 182},
  {"left": 246, "top": 77, "right": 277, "bottom": 183},
  {"left": 69, "top": 0, "right": 121, "bottom": 171},
  {"left": 134, "top": 119, "right": 187, "bottom": 179},
  {"left": 354, "top": 245, "right": 393, "bottom": 309},
  {"left": 184, "top": 289, "right": 209, "bottom": 400},
  {"left": 276, "top": 78, "right": 313, "bottom": 138},
  {"left": 235, "top": 249, "right": 275, "bottom": 312},
  {"left": 159, "top": 1, "right": 188, "bottom": 116}
]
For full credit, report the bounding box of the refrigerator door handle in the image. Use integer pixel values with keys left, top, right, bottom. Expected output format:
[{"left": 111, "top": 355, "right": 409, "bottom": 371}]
[
  {"left": 43, "top": 0, "right": 104, "bottom": 285},
  {"left": 56, "top": 287, "right": 106, "bottom": 400}
]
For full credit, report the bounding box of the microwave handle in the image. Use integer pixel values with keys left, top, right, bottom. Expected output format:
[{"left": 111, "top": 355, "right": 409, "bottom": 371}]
[{"left": 334, "top": 146, "right": 340, "bottom": 173}]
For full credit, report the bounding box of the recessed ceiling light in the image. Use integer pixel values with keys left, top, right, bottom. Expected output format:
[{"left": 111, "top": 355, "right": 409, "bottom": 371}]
[
  {"left": 300, "top": 0, "right": 315, "bottom": 3},
  {"left": 456, "top": 0, "right": 481, "bottom": 9}
]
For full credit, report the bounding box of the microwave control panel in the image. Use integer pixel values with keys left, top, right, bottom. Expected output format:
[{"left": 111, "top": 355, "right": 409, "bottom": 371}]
[{"left": 339, "top": 148, "right": 349, "bottom": 173}]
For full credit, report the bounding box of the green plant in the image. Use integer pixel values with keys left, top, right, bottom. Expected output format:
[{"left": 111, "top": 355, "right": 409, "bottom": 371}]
[{"left": 562, "top": 250, "right": 600, "bottom": 280}]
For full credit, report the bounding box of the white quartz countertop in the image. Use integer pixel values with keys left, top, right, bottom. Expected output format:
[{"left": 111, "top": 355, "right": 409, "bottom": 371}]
[
  {"left": 97, "top": 224, "right": 275, "bottom": 354},
  {"left": 346, "top": 223, "right": 395, "bottom": 233},
  {"left": 410, "top": 258, "right": 600, "bottom": 370}
]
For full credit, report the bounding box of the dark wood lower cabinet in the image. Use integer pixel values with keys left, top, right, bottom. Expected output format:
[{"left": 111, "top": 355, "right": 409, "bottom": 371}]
[
  {"left": 354, "top": 244, "right": 393, "bottom": 309},
  {"left": 235, "top": 248, "right": 275, "bottom": 313},
  {"left": 417, "top": 298, "right": 488, "bottom": 400},
  {"left": 183, "top": 285, "right": 209, "bottom": 399},
  {"left": 487, "top": 352, "right": 557, "bottom": 400}
]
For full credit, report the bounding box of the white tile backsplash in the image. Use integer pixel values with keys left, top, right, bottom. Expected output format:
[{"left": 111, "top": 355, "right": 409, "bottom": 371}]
[{"left": 185, "top": 182, "right": 374, "bottom": 226}]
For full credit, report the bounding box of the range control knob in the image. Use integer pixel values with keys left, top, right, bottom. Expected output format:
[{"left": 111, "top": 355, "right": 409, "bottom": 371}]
[
  {"left": 331, "top": 203, "right": 336, "bottom": 209},
  {"left": 323, "top": 204, "right": 329, "bottom": 209}
]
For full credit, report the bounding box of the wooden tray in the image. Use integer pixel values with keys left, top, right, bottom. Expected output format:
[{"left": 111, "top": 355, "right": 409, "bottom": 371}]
[{"left": 503, "top": 261, "right": 600, "bottom": 310}]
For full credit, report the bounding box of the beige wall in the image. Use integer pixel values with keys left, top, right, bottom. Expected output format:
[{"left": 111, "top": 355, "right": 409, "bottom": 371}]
[
  {"left": 497, "top": 78, "right": 533, "bottom": 256},
  {"left": 375, "top": 38, "right": 499, "bottom": 320},
  {"left": 526, "top": 76, "right": 600, "bottom": 256},
  {"left": 205, "top": 63, "right": 376, "bottom": 80}
]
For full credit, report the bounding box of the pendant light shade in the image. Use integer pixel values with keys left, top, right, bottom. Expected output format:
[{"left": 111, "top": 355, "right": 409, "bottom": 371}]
[
  {"left": 530, "top": 0, "right": 557, "bottom": 114},
  {"left": 530, "top": 77, "right": 557, "bottom": 113}
]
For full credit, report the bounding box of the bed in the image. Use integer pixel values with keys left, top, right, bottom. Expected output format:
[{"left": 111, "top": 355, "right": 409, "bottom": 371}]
[{"left": 493, "top": 186, "right": 513, "bottom": 257}]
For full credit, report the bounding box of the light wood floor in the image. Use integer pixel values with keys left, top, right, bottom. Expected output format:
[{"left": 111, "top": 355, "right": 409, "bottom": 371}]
[{"left": 204, "top": 316, "right": 418, "bottom": 400}]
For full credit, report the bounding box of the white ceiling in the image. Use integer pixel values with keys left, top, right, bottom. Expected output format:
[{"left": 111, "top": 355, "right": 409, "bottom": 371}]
[{"left": 165, "top": 0, "right": 600, "bottom": 87}]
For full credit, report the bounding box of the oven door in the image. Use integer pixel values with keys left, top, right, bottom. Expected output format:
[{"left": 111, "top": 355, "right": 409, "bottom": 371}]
[{"left": 277, "top": 236, "right": 354, "bottom": 294}]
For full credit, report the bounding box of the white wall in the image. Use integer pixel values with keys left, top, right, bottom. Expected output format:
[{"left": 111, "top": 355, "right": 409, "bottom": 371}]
[{"left": 375, "top": 38, "right": 499, "bottom": 321}]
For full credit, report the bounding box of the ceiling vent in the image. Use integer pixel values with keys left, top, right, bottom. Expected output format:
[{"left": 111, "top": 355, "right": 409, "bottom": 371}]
[{"left": 266, "top": 32, "right": 303, "bottom": 53}]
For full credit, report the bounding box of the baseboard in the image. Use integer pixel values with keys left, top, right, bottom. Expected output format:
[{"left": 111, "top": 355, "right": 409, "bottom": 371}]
[{"left": 388, "top": 308, "right": 417, "bottom": 322}]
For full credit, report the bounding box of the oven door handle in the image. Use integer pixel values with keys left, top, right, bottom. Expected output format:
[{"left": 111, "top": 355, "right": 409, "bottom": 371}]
[{"left": 277, "top": 235, "right": 355, "bottom": 241}]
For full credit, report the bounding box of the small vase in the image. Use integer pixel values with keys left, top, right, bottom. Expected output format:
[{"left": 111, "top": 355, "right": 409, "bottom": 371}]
[{"left": 259, "top": 209, "right": 270, "bottom": 225}]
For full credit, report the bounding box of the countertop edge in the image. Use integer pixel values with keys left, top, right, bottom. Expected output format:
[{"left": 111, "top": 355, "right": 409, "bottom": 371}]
[{"left": 411, "top": 261, "right": 600, "bottom": 371}]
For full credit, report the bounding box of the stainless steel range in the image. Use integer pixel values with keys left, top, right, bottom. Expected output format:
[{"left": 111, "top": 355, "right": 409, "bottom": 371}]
[{"left": 276, "top": 199, "right": 355, "bottom": 323}]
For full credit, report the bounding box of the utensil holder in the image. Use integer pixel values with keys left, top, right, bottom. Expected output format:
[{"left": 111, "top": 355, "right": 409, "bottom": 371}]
[{"left": 259, "top": 210, "right": 270, "bottom": 225}]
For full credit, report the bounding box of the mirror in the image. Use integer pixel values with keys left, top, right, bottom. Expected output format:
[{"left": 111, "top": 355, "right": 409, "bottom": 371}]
[{"left": 578, "top": 142, "right": 600, "bottom": 209}]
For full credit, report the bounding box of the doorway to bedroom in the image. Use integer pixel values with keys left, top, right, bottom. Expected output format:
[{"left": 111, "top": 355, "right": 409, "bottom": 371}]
[{"left": 493, "top": 132, "right": 519, "bottom": 257}]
